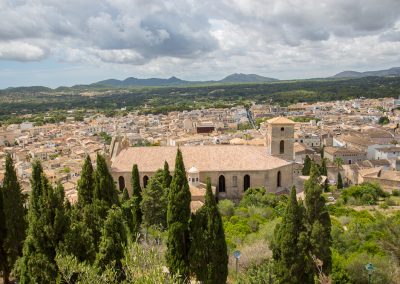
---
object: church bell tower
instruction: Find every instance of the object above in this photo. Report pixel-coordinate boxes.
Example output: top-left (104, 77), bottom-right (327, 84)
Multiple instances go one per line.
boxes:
top-left (266, 117), bottom-right (295, 161)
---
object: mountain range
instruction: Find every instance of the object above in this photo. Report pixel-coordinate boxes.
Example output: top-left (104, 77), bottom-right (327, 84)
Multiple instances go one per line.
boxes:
top-left (94, 73), bottom-right (278, 87)
top-left (331, 67), bottom-right (400, 79)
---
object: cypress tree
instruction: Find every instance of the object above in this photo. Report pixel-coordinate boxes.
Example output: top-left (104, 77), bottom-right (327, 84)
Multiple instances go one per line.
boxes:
top-left (131, 164), bottom-right (142, 226)
top-left (304, 163), bottom-right (332, 276)
top-left (163, 161), bottom-right (172, 189)
top-left (95, 206), bottom-right (127, 276)
top-left (189, 178), bottom-right (228, 284)
top-left (77, 155), bottom-right (94, 206)
top-left (272, 187), bottom-right (311, 284)
top-left (18, 169), bottom-right (68, 283)
top-left (94, 153), bottom-right (119, 207)
top-left (321, 158), bottom-right (328, 176)
top-left (337, 172), bottom-right (343, 189)
top-left (0, 187), bottom-right (9, 284)
top-left (302, 155), bottom-right (312, 175)
top-left (0, 154), bottom-right (26, 284)
top-left (141, 174), bottom-right (168, 230)
top-left (166, 149), bottom-right (191, 281)
top-left (121, 187), bottom-right (129, 202)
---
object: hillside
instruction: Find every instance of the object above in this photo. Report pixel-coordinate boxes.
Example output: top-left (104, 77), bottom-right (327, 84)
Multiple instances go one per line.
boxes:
top-left (332, 67), bottom-right (400, 78)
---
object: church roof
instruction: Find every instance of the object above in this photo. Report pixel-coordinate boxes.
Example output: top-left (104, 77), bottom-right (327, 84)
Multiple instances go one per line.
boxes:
top-left (111, 145), bottom-right (291, 173)
top-left (267, 117), bottom-right (295, 125)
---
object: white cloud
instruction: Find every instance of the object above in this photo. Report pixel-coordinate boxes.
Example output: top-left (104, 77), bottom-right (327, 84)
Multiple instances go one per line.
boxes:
top-left (0, 0), bottom-right (400, 82)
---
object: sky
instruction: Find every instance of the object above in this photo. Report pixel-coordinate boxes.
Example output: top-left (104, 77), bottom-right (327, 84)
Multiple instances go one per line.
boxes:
top-left (1, 0), bottom-right (400, 88)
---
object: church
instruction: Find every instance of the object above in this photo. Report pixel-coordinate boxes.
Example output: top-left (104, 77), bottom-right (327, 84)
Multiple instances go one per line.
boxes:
top-left (110, 117), bottom-right (296, 201)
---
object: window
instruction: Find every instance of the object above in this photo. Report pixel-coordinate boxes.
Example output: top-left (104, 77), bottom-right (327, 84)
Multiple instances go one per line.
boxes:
top-left (244, 175), bottom-right (250, 191)
top-left (280, 140), bottom-right (285, 154)
top-left (218, 175), bottom-right (226, 192)
top-left (118, 176), bottom-right (125, 192)
top-left (281, 127), bottom-right (285, 132)
top-left (232, 176), bottom-right (238, 187)
top-left (196, 177), bottom-right (199, 182)
top-left (143, 175), bottom-right (149, 188)
top-left (277, 171), bottom-right (281, 187)
top-left (188, 177), bottom-right (191, 182)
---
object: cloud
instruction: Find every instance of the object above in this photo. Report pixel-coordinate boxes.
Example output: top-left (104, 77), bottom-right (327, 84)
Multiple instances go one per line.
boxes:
top-left (0, 0), bottom-right (400, 80)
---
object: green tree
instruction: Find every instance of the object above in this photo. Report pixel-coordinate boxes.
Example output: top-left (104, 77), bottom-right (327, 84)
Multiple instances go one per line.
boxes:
top-left (141, 174), bottom-right (168, 230)
top-left (304, 163), bottom-right (332, 276)
top-left (163, 161), bottom-right (172, 189)
top-left (95, 206), bottom-right (127, 277)
top-left (18, 169), bottom-right (68, 283)
top-left (272, 187), bottom-right (311, 283)
top-left (77, 155), bottom-right (94, 206)
top-left (131, 164), bottom-right (142, 227)
top-left (320, 158), bottom-right (328, 176)
top-left (121, 188), bottom-right (129, 202)
top-left (0, 186), bottom-right (9, 284)
top-left (189, 178), bottom-right (228, 284)
top-left (302, 155), bottom-right (312, 175)
top-left (94, 154), bottom-right (118, 207)
top-left (337, 172), bottom-right (343, 189)
top-left (166, 149), bottom-right (191, 281)
top-left (0, 155), bottom-right (27, 284)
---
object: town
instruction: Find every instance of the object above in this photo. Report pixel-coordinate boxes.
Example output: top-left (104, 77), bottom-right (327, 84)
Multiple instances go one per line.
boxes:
top-left (1, 96), bottom-right (399, 205)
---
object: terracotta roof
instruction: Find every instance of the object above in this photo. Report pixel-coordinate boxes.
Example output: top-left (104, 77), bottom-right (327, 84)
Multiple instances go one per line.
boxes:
top-left (111, 145), bottom-right (291, 172)
top-left (267, 117), bottom-right (295, 125)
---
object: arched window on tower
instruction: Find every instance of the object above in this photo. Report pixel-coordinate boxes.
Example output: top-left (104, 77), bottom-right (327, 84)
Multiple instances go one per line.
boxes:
top-left (143, 175), bottom-right (149, 188)
top-left (218, 175), bottom-right (226, 192)
top-left (118, 176), bottom-right (125, 192)
top-left (244, 174), bottom-right (250, 191)
top-left (277, 171), bottom-right (281, 187)
top-left (280, 140), bottom-right (285, 154)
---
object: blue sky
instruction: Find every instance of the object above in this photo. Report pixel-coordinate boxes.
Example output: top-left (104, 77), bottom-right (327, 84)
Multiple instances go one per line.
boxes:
top-left (1, 0), bottom-right (400, 88)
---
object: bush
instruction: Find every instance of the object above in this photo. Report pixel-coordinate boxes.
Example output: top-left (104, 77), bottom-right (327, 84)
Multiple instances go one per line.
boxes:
top-left (392, 189), bottom-right (400, 196)
top-left (219, 199), bottom-right (235, 218)
top-left (342, 183), bottom-right (386, 205)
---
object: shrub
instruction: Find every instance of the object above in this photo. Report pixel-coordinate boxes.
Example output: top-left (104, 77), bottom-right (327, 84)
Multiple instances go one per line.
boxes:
top-left (219, 199), bottom-right (235, 218)
top-left (392, 189), bottom-right (400, 196)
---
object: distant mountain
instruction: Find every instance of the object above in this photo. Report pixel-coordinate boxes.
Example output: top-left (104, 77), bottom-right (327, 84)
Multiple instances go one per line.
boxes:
top-left (94, 73), bottom-right (279, 87)
top-left (331, 67), bottom-right (400, 79)
top-left (219, 73), bottom-right (278, 83)
top-left (95, 76), bottom-right (189, 87)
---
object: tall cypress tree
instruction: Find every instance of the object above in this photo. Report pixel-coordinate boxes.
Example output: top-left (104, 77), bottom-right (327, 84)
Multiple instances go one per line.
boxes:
top-left (337, 172), bottom-right (343, 189)
top-left (77, 155), bottom-right (94, 206)
top-left (0, 186), bottom-right (9, 284)
top-left (131, 164), bottom-right (142, 226)
top-left (302, 155), bottom-right (312, 175)
top-left (189, 178), bottom-right (228, 284)
top-left (272, 187), bottom-right (311, 284)
top-left (321, 158), bottom-right (328, 176)
top-left (94, 153), bottom-right (118, 207)
top-left (0, 154), bottom-right (26, 284)
top-left (304, 163), bottom-right (332, 276)
top-left (95, 206), bottom-right (127, 277)
top-left (18, 166), bottom-right (68, 283)
top-left (166, 149), bottom-right (191, 281)
top-left (163, 161), bottom-right (172, 189)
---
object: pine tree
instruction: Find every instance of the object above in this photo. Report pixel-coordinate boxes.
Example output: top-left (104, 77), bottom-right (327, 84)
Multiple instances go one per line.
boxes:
top-left (77, 155), bottom-right (94, 206)
top-left (95, 206), bottom-right (127, 277)
top-left (304, 163), bottom-right (332, 276)
top-left (166, 149), bottom-right (191, 281)
top-left (131, 164), bottom-right (142, 226)
top-left (18, 167), bottom-right (68, 283)
top-left (272, 187), bottom-right (311, 284)
top-left (141, 174), bottom-right (168, 230)
top-left (163, 161), bottom-right (172, 189)
top-left (189, 178), bottom-right (228, 284)
top-left (337, 172), bottom-right (343, 189)
top-left (302, 155), bottom-right (312, 175)
top-left (94, 153), bottom-right (119, 207)
top-left (0, 154), bottom-right (26, 284)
